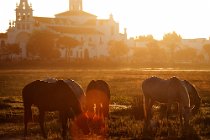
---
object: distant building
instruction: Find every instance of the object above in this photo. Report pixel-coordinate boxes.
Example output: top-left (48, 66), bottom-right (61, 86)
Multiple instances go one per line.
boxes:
top-left (181, 38), bottom-right (210, 51)
top-left (5, 0), bottom-right (127, 59)
top-left (0, 33), bottom-right (7, 48)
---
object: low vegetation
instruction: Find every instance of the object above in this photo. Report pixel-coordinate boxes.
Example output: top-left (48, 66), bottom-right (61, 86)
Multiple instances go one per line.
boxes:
top-left (0, 69), bottom-right (210, 139)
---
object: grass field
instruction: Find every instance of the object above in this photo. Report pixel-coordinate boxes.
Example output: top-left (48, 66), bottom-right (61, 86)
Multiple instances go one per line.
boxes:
top-left (0, 68), bottom-right (210, 139)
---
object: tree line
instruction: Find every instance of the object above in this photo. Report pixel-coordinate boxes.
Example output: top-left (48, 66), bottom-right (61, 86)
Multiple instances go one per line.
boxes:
top-left (1, 30), bottom-right (210, 67)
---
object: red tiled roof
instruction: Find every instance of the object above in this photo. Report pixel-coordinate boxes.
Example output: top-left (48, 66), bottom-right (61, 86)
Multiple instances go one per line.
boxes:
top-left (34, 17), bottom-right (76, 25)
top-left (48, 26), bottom-right (102, 35)
top-left (34, 17), bottom-right (54, 24)
top-left (55, 10), bottom-right (97, 17)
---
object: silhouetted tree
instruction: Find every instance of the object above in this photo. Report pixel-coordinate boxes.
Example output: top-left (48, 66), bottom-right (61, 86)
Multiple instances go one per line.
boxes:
top-left (27, 30), bottom-right (60, 60)
top-left (108, 40), bottom-right (129, 60)
top-left (132, 47), bottom-right (149, 63)
top-left (57, 36), bottom-right (80, 61)
top-left (6, 44), bottom-right (21, 55)
top-left (162, 31), bottom-right (182, 63)
top-left (174, 47), bottom-right (197, 63)
top-left (147, 40), bottom-right (167, 64)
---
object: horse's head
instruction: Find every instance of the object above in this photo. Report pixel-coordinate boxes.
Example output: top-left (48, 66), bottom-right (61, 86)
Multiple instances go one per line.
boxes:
top-left (183, 80), bottom-right (201, 114)
top-left (182, 105), bottom-right (195, 127)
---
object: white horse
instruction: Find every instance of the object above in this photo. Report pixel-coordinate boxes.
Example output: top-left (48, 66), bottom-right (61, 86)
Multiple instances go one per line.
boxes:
top-left (142, 76), bottom-right (194, 127)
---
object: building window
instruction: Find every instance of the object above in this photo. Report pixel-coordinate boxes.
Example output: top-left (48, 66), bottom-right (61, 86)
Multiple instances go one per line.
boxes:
top-left (22, 13), bottom-right (26, 20)
top-left (22, 2), bottom-right (26, 9)
top-left (18, 13), bottom-right (21, 21)
top-left (27, 13), bottom-right (30, 19)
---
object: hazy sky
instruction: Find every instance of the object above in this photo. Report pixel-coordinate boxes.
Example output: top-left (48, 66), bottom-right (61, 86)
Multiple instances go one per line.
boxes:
top-left (1, 0), bottom-right (210, 39)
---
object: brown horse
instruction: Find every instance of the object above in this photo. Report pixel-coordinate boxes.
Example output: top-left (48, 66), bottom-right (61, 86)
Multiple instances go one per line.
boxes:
top-left (22, 80), bottom-right (89, 138)
top-left (85, 80), bottom-right (110, 134)
top-left (64, 79), bottom-right (86, 110)
top-left (142, 76), bottom-right (193, 127)
top-left (86, 80), bottom-right (110, 118)
top-left (43, 78), bottom-right (86, 109)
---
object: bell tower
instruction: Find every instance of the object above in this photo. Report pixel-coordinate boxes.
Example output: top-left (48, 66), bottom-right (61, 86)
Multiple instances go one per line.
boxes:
top-left (15, 0), bottom-right (33, 31)
top-left (69, 0), bottom-right (83, 11)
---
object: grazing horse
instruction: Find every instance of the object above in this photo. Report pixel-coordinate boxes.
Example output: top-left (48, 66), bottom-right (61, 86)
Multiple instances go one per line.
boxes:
top-left (142, 76), bottom-right (193, 127)
top-left (182, 80), bottom-right (201, 115)
top-left (64, 79), bottom-right (86, 110)
top-left (160, 80), bottom-right (201, 117)
top-left (85, 80), bottom-right (110, 134)
top-left (22, 80), bottom-right (89, 138)
top-left (86, 80), bottom-right (110, 118)
top-left (43, 78), bottom-right (86, 110)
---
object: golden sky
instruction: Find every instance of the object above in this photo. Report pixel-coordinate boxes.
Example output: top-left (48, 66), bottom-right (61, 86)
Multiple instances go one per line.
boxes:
top-left (1, 0), bottom-right (210, 39)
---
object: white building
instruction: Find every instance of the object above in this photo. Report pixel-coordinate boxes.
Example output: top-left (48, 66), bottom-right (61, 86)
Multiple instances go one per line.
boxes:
top-left (5, 0), bottom-right (127, 59)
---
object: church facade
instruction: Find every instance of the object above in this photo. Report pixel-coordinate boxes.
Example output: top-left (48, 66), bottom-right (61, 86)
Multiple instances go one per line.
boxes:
top-left (5, 0), bottom-right (127, 59)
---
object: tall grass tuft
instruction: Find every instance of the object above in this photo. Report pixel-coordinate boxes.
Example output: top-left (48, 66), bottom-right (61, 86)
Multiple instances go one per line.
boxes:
top-left (131, 95), bottom-right (144, 120)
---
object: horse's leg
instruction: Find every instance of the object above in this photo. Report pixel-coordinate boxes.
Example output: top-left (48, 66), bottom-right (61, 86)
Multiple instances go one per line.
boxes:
top-left (144, 95), bottom-right (153, 127)
top-left (23, 104), bottom-right (31, 137)
top-left (148, 99), bottom-right (154, 121)
top-left (166, 103), bottom-right (171, 124)
top-left (39, 109), bottom-right (47, 138)
top-left (103, 102), bottom-right (109, 118)
top-left (60, 111), bottom-right (68, 138)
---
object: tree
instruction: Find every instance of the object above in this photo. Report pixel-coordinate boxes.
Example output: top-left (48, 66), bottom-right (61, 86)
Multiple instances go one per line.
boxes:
top-left (147, 40), bottom-right (167, 64)
top-left (162, 31), bottom-right (182, 63)
top-left (2, 44), bottom-right (21, 60)
top-left (174, 47), bottom-right (197, 63)
top-left (56, 36), bottom-right (80, 61)
top-left (108, 40), bottom-right (129, 60)
top-left (6, 44), bottom-right (21, 55)
top-left (132, 47), bottom-right (149, 63)
top-left (27, 30), bottom-right (60, 60)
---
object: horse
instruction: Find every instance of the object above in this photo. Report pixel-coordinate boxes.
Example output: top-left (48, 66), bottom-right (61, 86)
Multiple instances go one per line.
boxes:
top-left (63, 79), bottom-right (86, 110)
top-left (43, 78), bottom-right (86, 110)
top-left (22, 80), bottom-right (90, 138)
top-left (182, 80), bottom-right (201, 115)
top-left (159, 79), bottom-right (201, 117)
top-left (85, 80), bottom-right (110, 134)
top-left (142, 76), bottom-right (193, 128)
top-left (86, 80), bottom-right (110, 118)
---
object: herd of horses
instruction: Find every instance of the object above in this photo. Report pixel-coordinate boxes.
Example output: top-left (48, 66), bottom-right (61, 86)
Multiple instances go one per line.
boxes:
top-left (22, 76), bottom-right (201, 138)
